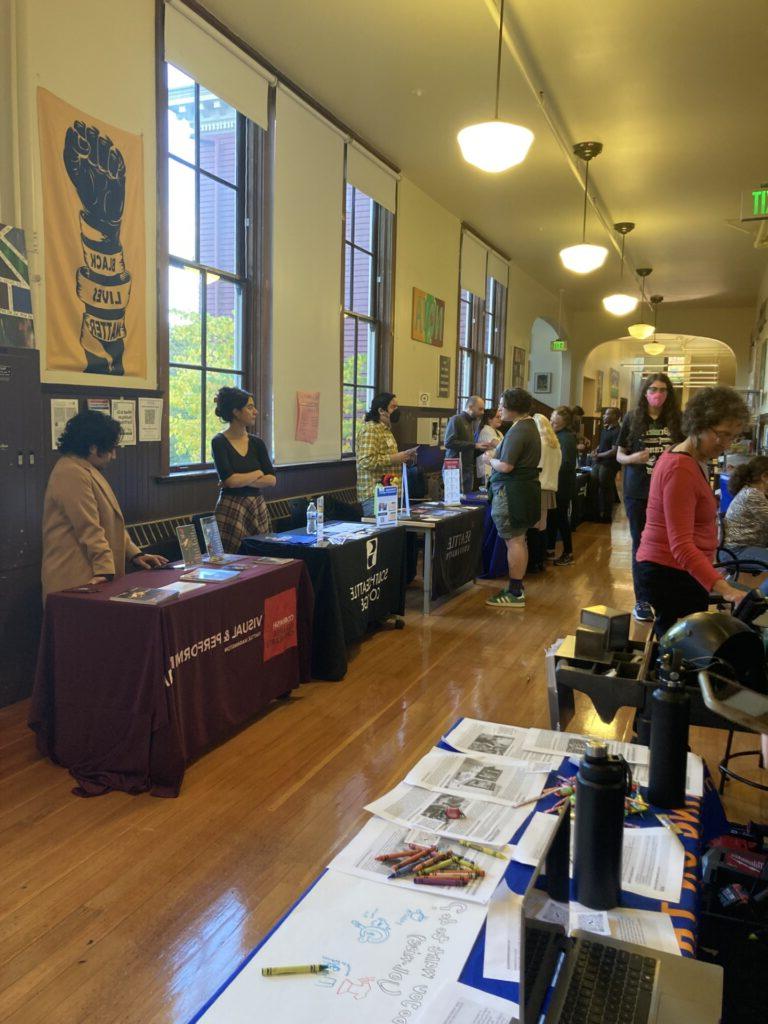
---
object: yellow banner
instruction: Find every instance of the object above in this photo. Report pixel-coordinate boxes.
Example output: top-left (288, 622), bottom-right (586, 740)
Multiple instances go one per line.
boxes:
top-left (37, 88), bottom-right (146, 380)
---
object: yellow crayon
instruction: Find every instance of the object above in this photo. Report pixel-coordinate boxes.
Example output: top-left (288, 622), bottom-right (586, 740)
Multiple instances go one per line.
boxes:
top-left (261, 964), bottom-right (329, 976)
top-left (458, 839), bottom-right (508, 860)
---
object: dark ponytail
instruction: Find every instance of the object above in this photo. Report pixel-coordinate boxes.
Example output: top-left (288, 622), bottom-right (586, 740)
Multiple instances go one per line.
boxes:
top-left (729, 456), bottom-right (768, 495)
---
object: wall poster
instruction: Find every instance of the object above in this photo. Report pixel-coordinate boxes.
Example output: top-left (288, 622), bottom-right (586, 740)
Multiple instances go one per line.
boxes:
top-left (37, 88), bottom-right (147, 385)
top-left (0, 225), bottom-right (36, 348)
top-left (411, 287), bottom-right (445, 347)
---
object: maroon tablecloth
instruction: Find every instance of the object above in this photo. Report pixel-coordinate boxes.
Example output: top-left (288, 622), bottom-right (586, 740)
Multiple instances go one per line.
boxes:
top-left (29, 558), bottom-right (313, 797)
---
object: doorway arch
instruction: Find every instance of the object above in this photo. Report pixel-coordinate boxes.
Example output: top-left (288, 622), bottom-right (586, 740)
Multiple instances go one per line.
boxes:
top-left (530, 317), bottom-right (571, 405)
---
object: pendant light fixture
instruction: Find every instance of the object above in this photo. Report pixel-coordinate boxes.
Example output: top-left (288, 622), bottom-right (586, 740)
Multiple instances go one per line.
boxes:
top-left (602, 223), bottom-right (639, 315)
top-left (559, 142), bottom-right (609, 274)
top-left (643, 295), bottom-right (665, 355)
top-left (628, 268), bottom-right (655, 339)
top-left (457, 0), bottom-right (534, 173)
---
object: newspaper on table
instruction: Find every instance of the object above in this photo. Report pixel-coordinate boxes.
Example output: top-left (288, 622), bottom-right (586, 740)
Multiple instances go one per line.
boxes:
top-left (569, 902), bottom-right (681, 956)
top-left (365, 782), bottom-right (530, 847)
top-left (632, 753), bottom-right (704, 797)
top-left (327, 816), bottom-right (512, 905)
top-left (513, 811), bottom-right (561, 867)
top-left (404, 748), bottom-right (549, 808)
top-left (442, 719), bottom-right (562, 773)
top-left (418, 981), bottom-right (516, 1024)
top-left (621, 827), bottom-right (685, 903)
top-left (523, 728), bottom-right (650, 766)
top-left (483, 880), bottom-right (524, 984)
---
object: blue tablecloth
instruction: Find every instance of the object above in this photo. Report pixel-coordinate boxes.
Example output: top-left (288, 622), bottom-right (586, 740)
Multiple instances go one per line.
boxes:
top-left (462, 493), bottom-right (507, 578)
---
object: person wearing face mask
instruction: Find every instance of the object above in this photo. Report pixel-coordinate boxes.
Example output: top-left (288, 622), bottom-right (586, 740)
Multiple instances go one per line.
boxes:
top-left (355, 392), bottom-right (417, 516)
top-left (211, 387), bottom-right (277, 552)
top-left (617, 373), bottom-right (683, 622)
top-left (636, 386), bottom-right (749, 636)
top-left (445, 395), bottom-right (496, 494)
top-left (41, 411), bottom-right (167, 599)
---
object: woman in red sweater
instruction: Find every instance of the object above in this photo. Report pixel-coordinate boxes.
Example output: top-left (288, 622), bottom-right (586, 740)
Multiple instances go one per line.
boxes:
top-left (636, 386), bottom-right (749, 635)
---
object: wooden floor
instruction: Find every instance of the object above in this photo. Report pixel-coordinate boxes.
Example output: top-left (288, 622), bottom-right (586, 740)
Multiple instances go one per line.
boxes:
top-left (1, 512), bottom-right (767, 1024)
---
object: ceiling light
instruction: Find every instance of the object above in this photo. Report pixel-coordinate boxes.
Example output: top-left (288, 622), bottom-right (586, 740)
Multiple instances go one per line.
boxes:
top-left (643, 341), bottom-right (666, 356)
top-left (628, 267), bottom-right (655, 338)
top-left (457, 0), bottom-right (533, 173)
top-left (602, 222), bottom-right (639, 315)
top-left (559, 141), bottom-right (608, 274)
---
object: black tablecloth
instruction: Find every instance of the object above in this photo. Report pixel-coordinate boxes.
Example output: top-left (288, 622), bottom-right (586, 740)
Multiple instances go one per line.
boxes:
top-left (242, 525), bottom-right (407, 681)
top-left (29, 558), bottom-right (313, 797)
top-left (429, 506), bottom-right (485, 599)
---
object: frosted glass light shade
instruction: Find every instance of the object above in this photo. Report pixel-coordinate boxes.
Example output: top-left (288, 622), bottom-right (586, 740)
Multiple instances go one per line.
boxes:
top-left (457, 121), bottom-right (534, 173)
top-left (602, 292), bottom-right (639, 316)
top-left (559, 243), bottom-right (608, 274)
top-left (643, 341), bottom-right (665, 356)
top-left (628, 322), bottom-right (655, 340)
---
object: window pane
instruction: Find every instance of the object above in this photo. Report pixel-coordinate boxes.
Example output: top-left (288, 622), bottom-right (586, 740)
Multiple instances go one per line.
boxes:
top-left (485, 313), bottom-right (495, 355)
top-left (169, 265), bottom-right (202, 364)
top-left (168, 158), bottom-right (196, 260)
top-left (357, 322), bottom-right (376, 387)
top-left (350, 248), bottom-right (373, 316)
top-left (484, 357), bottom-right (495, 406)
top-left (344, 242), bottom-right (353, 311)
top-left (342, 315), bottom-right (356, 384)
top-left (342, 383), bottom-right (356, 455)
top-left (205, 370), bottom-right (241, 460)
top-left (199, 175), bottom-right (237, 273)
top-left (352, 190), bottom-right (374, 252)
top-left (459, 350), bottom-right (473, 403)
top-left (167, 65), bottom-right (196, 163)
top-left (199, 88), bottom-right (237, 184)
top-left (345, 183), bottom-right (354, 244)
top-left (169, 366), bottom-right (202, 466)
top-left (206, 277), bottom-right (241, 370)
top-left (356, 388), bottom-right (372, 440)
top-left (459, 299), bottom-right (470, 348)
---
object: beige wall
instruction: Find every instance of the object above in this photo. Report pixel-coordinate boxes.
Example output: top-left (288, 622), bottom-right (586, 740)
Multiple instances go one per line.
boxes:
top-left (749, 262), bottom-right (768, 414)
top-left (504, 264), bottom-right (565, 395)
top-left (392, 178), bottom-right (460, 408)
top-left (13, 0), bottom-right (158, 387)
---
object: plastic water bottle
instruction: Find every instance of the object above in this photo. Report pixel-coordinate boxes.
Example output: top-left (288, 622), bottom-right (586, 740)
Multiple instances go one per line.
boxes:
top-left (316, 495), bottom-right (325, 541)
top-left (648, 655), bottom-right (690, 809)
top-left (574, 741), bottom-right (631, 909)
top-left (306, 500), bottom-right (318, 535)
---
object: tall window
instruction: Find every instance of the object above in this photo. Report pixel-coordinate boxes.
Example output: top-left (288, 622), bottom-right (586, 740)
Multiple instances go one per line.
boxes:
top-left (482, 277), bottom-right (507, 408)
top-left (342, 184), bottom-right (379, 455)
top-left (457, 288), bottom-right (483, 410)
top-left (166, 63), bottom-right (248, 469)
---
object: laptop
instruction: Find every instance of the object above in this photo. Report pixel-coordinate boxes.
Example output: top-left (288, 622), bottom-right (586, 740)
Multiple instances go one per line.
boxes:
top-left (519, 807), bottom-right (723, 1024)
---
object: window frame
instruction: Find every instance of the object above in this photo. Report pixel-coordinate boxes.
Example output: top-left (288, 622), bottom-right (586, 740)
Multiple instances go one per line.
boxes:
top-left (481, 276), bottom-right (507, 410)
top-left (456, 287), bottom-right (485, 411)
top-left (162, 63), bottom-right (258, 474)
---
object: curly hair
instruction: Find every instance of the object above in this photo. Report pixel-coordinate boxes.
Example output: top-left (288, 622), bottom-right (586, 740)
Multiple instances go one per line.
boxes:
top-left (500, 388), bottom-right (533, 414)
top-left (729, 456), bottom-right (768, 495)
top-left (625, 373), bottom-right (682, 445)
top-left (552, 405), bottom-right (574, 429)
top-left (681, 386), bottom-right (750, 440)
top-left (57, 410), bottom-right (122, 457)
top-left (214, 386), bottom-right (253, 422)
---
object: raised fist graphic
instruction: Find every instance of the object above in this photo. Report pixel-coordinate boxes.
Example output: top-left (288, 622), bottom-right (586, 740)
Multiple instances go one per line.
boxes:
top-left (63, 120), bottom-right (131, 375)
top-left (64, 121), bottom-right (126, 243)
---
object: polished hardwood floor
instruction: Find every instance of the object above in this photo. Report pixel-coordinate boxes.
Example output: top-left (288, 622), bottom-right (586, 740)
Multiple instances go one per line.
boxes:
top-left (1, 512), bottom-right (767, 1023)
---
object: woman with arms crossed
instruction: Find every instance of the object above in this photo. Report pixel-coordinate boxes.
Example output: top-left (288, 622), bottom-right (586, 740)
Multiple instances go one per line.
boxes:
top-left (211, 387), bottom-right (276, 553)
top-left (41, 411), bottom-right (166, 599)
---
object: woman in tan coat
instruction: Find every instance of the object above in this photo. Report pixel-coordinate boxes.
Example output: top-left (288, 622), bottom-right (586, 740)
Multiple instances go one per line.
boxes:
top-left (42, 411), bottom-right (166, 599)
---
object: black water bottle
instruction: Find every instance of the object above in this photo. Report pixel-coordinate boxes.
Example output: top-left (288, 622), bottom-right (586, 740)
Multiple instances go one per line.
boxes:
top-left (574, 741), bottom-right (630, 910)
top-left (648, 656), bottom-right (690, 809)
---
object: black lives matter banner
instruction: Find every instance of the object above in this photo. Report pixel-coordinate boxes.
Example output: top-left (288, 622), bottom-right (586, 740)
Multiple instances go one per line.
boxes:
top-left (430, 508), bottom-right (484, 599)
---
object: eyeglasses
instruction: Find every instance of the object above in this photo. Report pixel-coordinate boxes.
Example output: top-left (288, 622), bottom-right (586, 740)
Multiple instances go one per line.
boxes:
top-left (646, 386), bottom-right (668, 394)
top-left (709, 428), bottom-right (742, 445)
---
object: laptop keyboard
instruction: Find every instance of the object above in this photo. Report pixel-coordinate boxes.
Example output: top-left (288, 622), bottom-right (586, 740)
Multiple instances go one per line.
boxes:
top-left (558, 940), bottom-right (658, 1024)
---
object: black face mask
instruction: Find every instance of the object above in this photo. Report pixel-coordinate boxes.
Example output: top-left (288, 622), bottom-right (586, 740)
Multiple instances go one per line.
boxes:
top-left (388, 409), bottom-right (401, 424)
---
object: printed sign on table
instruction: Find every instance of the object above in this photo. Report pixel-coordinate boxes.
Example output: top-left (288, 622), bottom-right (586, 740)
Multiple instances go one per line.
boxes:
top-left (264, 587), bottom-right (298, 661)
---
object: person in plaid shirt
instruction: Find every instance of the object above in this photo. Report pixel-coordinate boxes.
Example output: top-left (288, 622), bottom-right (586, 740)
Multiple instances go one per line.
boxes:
top-left (355, 392), bottom-right (417, 514)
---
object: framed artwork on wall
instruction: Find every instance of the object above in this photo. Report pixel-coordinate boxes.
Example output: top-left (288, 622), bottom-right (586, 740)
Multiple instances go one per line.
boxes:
top-left (534, 371), bottom-right (552, 394)
top-left (609, 368), bottom-right (620, 399)
top-left (411, 287), bottom-right (445, 347)
top-left (511, 346), bottom-right (526, 388)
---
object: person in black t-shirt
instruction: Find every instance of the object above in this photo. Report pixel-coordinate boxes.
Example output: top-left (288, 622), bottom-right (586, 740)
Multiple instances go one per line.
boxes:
top-left (592, 407), bottom-right (621, 522)
top-left (616, 373), bottom-right (682, 622)
top-left (211, 387), bottom-right (277, 552)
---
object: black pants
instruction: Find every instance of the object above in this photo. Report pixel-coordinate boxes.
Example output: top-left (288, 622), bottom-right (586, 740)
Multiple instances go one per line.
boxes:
top-left (546, 491), bottom-right (573, 555)
top-left (635, 560), bottom-right (709, 636)
top-left (596, 462), bottom-right (619, 519)
top-left (624, 496), bottom-right (648, 603)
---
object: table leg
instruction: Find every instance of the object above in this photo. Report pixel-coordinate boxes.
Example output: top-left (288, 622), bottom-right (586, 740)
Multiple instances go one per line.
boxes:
top-left (423, 529), bottom-right (432, 615)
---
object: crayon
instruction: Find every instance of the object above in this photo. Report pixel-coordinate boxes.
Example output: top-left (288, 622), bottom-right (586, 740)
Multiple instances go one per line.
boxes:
top-left (261, 964), bottom-right (329, 976)
top-left (411, 852), bottom-right (450, 872)
top-left (376, 849), bottom-right (414, 862)
top-left (416, 857), bottom-right (456, 875)
top-left (387, 852), bottom-right (434, 878)
top-left (422, 871), bottom-right (475, 881)
top-left (413, 876), bottom-right (469, 887)
top-left (457, 839), bottom-right (508, 859)
top-left (407, 843), bottom-right (435, 852)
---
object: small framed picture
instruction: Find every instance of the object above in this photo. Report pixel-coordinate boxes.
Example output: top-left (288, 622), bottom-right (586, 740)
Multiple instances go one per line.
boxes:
top-left (534, 372), bottom-right (552, 394)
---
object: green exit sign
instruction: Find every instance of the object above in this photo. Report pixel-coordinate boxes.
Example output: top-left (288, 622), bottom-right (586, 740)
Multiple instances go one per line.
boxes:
top-left (741, 184), bottom-right (768, 221)
top-left (551, 339), bottom-right (568, 352)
